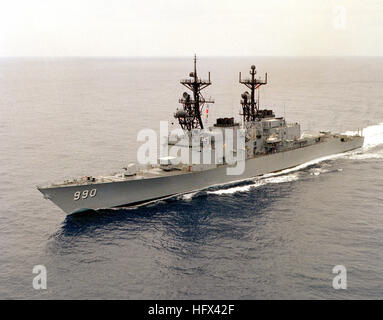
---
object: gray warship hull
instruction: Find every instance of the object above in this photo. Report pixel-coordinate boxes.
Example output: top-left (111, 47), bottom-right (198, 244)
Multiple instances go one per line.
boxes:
top-left (38, 135), bottom-right (364, 214)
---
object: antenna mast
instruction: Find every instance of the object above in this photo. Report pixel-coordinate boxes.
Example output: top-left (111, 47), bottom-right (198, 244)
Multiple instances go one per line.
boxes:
top-left (239, 65), bottom-right (267, 122)
top-left (174, 55), bottom-right (214, 131)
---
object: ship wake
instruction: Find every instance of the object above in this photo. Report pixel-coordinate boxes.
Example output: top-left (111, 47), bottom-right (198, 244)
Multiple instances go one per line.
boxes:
top-left (206, 174), bottom-right (300, 195)
top-left (344, 122), bottom-right (383, 160)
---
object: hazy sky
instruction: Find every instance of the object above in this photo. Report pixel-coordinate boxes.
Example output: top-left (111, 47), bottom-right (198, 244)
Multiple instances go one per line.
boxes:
top-left (1, 0), bottom-right (383, 57)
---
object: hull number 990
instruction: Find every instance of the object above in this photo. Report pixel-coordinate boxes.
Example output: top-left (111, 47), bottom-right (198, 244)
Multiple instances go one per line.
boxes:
top-left (74, 189), bottom-right (97, 201)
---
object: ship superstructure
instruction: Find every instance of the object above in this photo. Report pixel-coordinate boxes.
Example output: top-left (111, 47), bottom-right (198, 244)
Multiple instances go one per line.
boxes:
top-left (37, 56), bottom-right (364, 214)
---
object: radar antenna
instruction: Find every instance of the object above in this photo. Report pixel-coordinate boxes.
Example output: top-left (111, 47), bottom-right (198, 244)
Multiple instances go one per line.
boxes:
top-left (174, 55), bottom-right (214, 130)
top-left (239, 65), bottom-right (267, 122)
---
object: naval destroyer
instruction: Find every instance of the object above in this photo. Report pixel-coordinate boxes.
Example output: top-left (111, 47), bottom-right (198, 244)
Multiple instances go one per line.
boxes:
top-left (37, 56), bottom-right (364, 214)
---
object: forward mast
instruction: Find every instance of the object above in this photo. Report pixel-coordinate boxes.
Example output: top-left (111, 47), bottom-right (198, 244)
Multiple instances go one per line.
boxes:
top-left (174, 55), bottom-right (214, 131)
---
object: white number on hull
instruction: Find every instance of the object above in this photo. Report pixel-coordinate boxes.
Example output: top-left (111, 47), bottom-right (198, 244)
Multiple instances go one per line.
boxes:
top-left (73, 189), bottom-right (97, 201)
top-left (90, 189), bottom-right (97, 197)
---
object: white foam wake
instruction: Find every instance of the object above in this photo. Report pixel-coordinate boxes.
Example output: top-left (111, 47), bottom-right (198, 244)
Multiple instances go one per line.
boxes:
top-left (206, 181), bottom-right (265, 195)
top-left (181, 192), bottom-right (198, 200)
top-left (345, 122), bottom-right (383, 150)
top-left (206, 173), bottom-right (300, 195)
top-left (262, 174), bottom-right (300, 184)
top-left (344, 122), bottom-right (383, 160)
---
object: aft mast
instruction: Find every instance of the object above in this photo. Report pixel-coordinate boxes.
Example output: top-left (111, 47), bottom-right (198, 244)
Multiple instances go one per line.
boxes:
top-left (174, 55), bottom-right (214, 130)
top-left (239, 65), bottom-right (267, 122)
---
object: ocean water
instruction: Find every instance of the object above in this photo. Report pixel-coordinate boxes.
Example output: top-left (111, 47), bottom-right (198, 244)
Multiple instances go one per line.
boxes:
top-left (1, 57), bottom-right (383, 299)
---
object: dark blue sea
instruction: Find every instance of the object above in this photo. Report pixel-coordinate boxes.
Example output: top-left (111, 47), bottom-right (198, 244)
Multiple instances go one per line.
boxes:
top-left (1, 57), bottom-right (383, 299)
